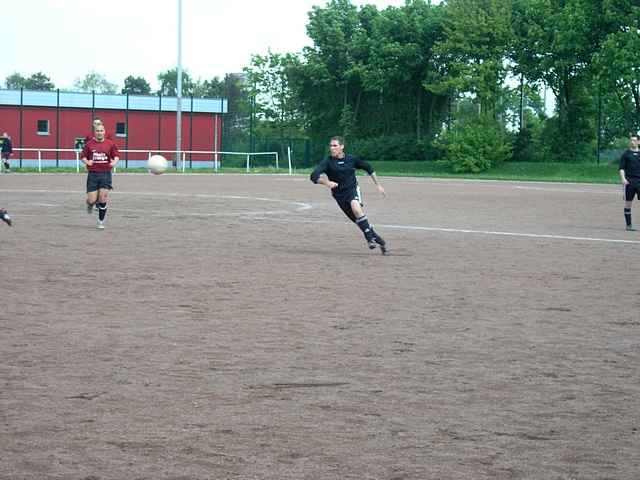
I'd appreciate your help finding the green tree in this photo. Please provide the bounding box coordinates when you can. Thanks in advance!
[593,0,640,136]
[192,76,226,98]
[74,71,118,93]
[430,0,513,116]
[362,1,448,139]
[121,75,151,95]
[298,0,365,140]
[511,0,606,161]
[245,51,302,137]
[5,72,55,90]
[157,68,195,96]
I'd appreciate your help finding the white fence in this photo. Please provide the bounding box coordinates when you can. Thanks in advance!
[7,148,291,174]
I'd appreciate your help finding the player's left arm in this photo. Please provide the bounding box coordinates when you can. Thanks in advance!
[356,157,386,197]
[369,172,386,197]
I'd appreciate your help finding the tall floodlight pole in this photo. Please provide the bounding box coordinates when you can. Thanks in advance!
[176,0,183,168]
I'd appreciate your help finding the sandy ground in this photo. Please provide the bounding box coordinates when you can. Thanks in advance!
[1,173,639,480]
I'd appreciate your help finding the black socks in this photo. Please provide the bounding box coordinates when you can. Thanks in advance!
[625,207,632,227]
[356,215,375,241]
[97,202,107,221]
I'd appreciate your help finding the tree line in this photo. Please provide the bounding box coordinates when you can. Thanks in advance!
[4,69,229,98]
[243,0,640,169]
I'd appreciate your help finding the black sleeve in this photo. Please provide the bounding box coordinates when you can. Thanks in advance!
[310,158,329,183]
[619,152,627,171]
[354,156,374,175]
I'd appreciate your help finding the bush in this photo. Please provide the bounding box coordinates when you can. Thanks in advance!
[435,117,512,173]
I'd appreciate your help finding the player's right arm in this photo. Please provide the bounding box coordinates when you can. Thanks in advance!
[310,159,337,189]
[81,144,93,167]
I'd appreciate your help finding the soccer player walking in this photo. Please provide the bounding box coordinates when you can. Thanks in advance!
[619,133,640,231]
[81,124,119,229]
[310,136,388,254]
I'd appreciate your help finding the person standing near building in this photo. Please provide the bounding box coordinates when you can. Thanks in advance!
[1,132,13,172]
[310,136,389,254]
[619,133,640,231]
[81,123,119,229]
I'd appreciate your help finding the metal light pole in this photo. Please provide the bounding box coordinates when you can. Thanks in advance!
[176,0,183,168]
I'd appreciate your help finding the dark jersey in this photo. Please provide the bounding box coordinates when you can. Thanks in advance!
[310,154,374,200]
[619,149,640,182]
[82,138,119,173]
[1,137,12,154]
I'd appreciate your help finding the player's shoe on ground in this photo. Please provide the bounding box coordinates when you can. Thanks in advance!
[0,209,12,226]
[87,203,94,214]
[374,234,388,255]
[367,239,377,249]
[96,220,105,229]
[626,225,636,231]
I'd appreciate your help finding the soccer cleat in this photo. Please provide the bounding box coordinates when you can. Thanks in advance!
[87,203,94,214]
[374,234,388,255]
[0,209,12,226]
[96,220,105,229]
[367,239,377,250]
[626,225,636,231]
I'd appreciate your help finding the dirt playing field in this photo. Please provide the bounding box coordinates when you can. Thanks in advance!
[1,173,639,480]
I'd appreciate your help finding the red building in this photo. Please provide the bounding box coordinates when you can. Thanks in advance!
[0,89,226,165]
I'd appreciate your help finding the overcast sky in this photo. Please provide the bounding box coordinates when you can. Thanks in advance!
[4,0,429,91]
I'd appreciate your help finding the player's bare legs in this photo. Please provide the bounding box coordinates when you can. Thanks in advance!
[86,190,98,214]
[350,199,365,218]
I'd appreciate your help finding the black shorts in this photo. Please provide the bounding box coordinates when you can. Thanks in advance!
[334,186,363,223]
[624,182,640,201]
[87,171,113,193]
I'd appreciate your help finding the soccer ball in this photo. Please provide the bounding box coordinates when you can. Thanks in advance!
[148,154,168,175]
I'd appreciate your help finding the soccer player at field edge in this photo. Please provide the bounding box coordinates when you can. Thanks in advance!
[1,132,13,172]
[619,133,640,231]
[310,136,388,254]
[81,123,119,229]
[0,208,11,226]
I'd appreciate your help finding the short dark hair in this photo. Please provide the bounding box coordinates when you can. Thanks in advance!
[330,136,344,146]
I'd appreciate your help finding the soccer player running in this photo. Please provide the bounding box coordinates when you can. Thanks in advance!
[310,136,388,254]
[619,133,640,231]
[81,123,119,229]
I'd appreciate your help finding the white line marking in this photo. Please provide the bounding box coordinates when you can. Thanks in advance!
[514,185,616,194]
[379,224,640,244]
[0,188,313,212]
[265,217,640,245]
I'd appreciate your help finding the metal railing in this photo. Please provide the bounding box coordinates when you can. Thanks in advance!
[8,148,289,174]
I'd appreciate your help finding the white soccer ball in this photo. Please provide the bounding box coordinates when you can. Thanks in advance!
[148,154,168,175]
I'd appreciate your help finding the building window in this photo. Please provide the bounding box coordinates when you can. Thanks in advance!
[37,119,49,135]
[116,122,127,137]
